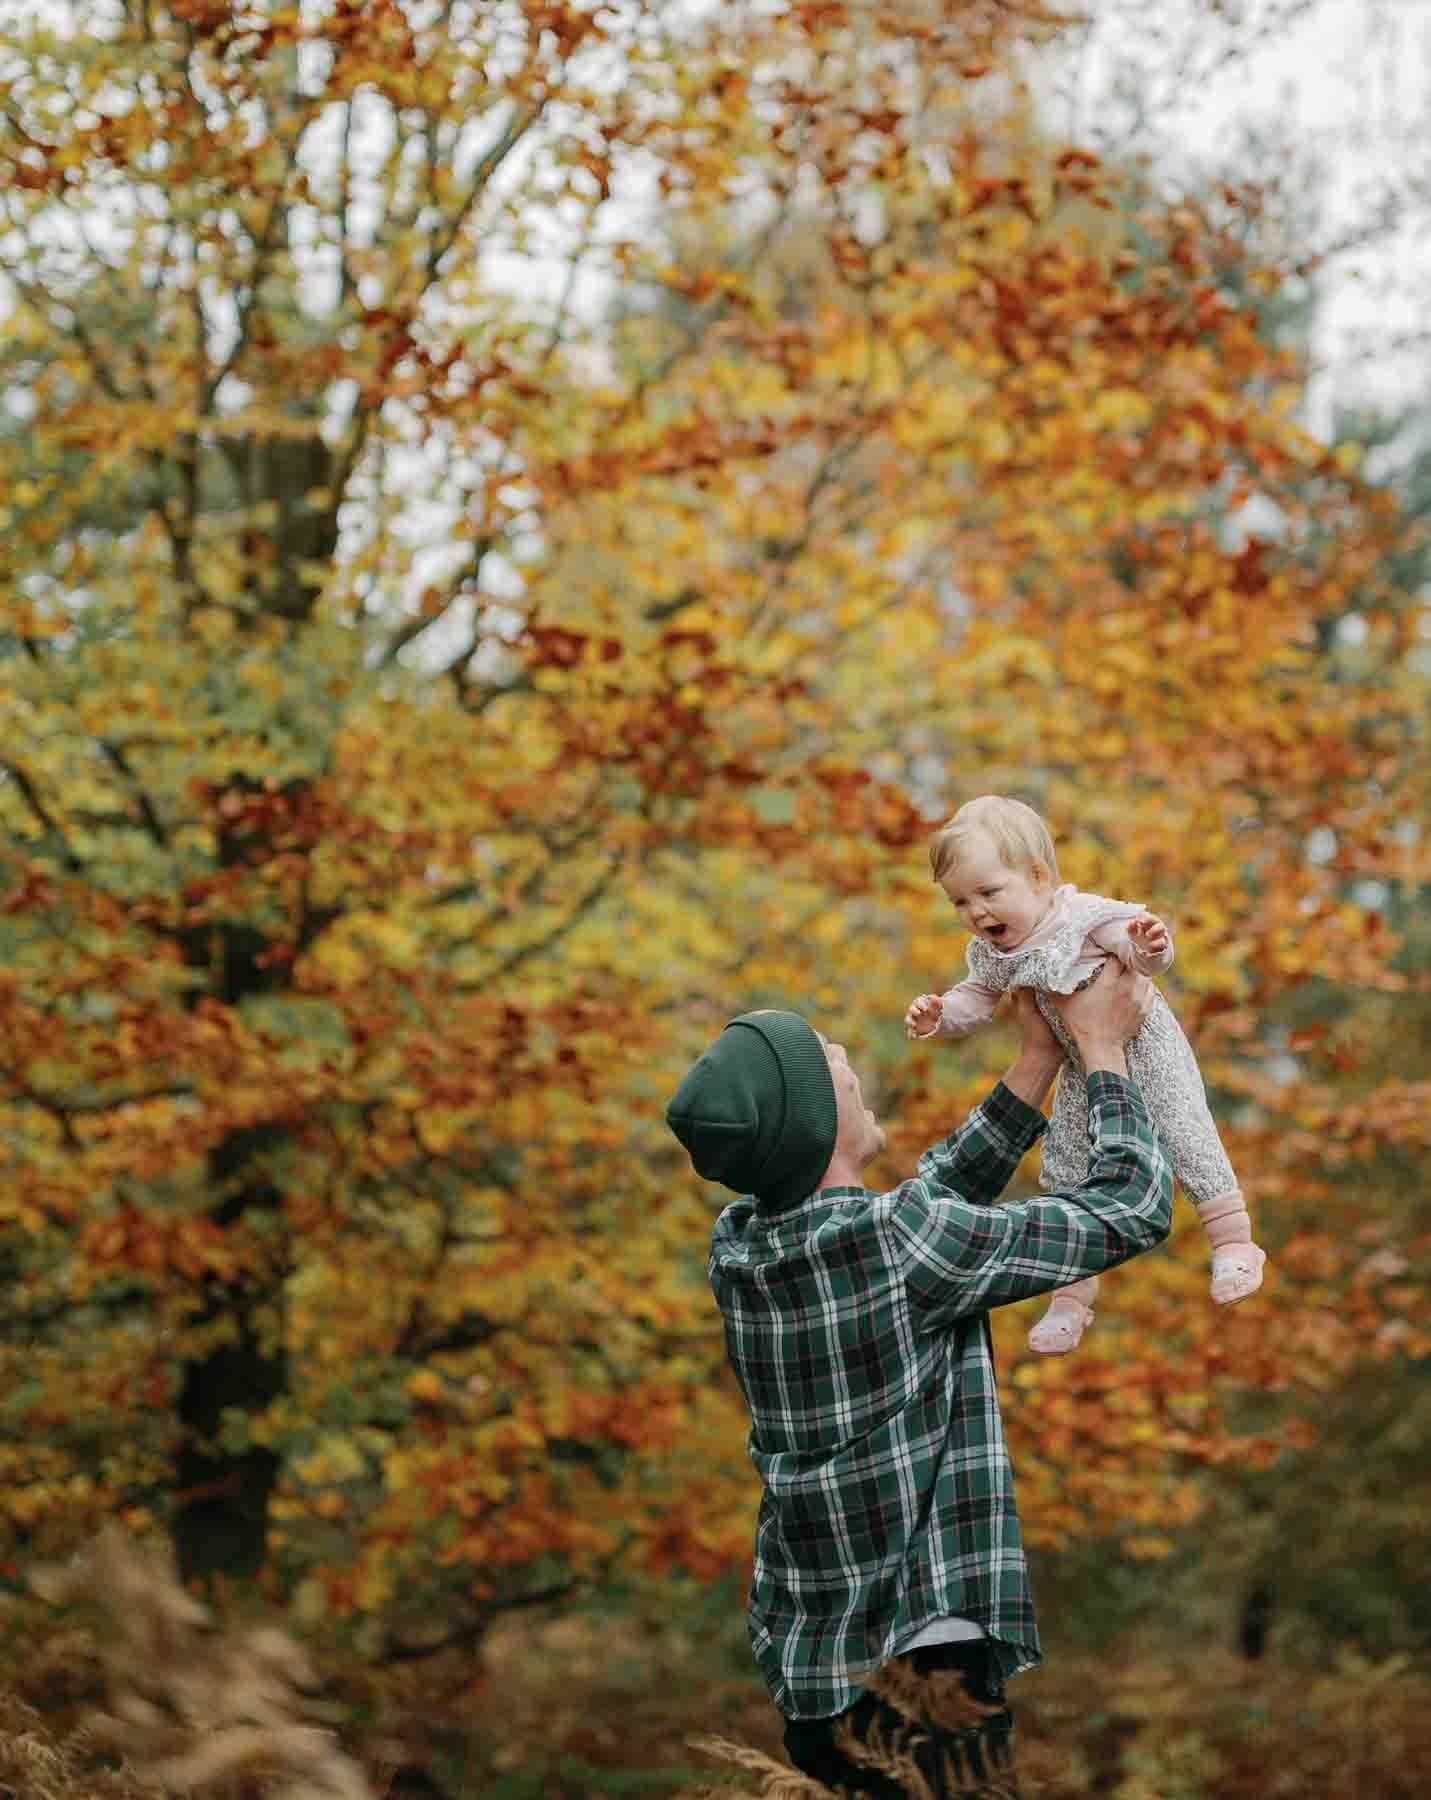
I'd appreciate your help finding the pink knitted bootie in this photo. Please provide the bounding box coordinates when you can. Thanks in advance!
[1027,1276,1099,1355]
[1197,1190,1266,1305]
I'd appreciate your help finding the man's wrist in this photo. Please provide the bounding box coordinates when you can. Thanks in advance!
[1076,1037,1129,1077]
[1003,1045,1064,1109]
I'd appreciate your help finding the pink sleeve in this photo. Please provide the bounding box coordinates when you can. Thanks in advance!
[1088,917,1174,975]
[924,980,1002,1038]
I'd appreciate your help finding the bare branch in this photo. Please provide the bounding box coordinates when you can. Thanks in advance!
[336,98,356,314]
[7,1078,195,1120]
[395,1307,501,1361]
[0,760,84,872]
[6,266,127,404]
[378,536,494,668]
[601,192,794,442]
[199,186,293,411]
[97,739,170,849]
[380,1583,576,1665]
[469,861,621,986]
[641,586,700,623]
[194,68,324,413]
[539,206,599,368]
[326,401,376,520]
[455,817,604,951]
[423,103,544,286]
[3,1068,192,1155]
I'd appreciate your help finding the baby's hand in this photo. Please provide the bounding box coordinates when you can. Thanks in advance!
[905,993,944,1039]
[1128,914,1170,958]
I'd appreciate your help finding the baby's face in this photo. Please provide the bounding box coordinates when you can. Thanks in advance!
[939,835,1053,951]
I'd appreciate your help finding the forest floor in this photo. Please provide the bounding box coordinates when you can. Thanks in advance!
[4,1577,1427,1799]
[448,1607,1431,1799]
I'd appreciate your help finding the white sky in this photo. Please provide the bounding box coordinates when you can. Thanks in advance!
[8,0,1429,658]
[8,0,1426,431]
[1033,0,1431,433]
[422,0,1431,662]
[476,0,1431,438]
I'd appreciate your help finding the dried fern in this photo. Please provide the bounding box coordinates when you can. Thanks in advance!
[0,1692,148,1800]
[867,1661,1000,1735]
[837,1711,939,1799]
[29,1524,374,1799]
[680,1660,1023,1799]
[682,1733,836,1797]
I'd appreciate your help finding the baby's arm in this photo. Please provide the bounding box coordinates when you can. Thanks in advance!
[1089,913,1174,976]
[906,979,1002,1040]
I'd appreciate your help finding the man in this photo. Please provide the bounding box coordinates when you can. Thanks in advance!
[665,967,1171,1796]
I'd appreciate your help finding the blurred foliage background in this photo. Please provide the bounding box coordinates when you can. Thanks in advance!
[0,1,1426,1794]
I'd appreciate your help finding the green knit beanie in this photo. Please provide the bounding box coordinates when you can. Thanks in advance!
[665,1010,838,1210]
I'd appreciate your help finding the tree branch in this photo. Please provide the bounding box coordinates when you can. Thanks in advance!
[395,1308,501,1362]
[379,1583,576,1665]
[336,97,356,314]
[6,1076,195,1122]
[98,739,170,849]
[378,536,494,668]
[0,760,84,872]
[457,819,602,949]
[468,861,620,986]
[0,1277,155,1337]
[5,266,127,405]
[423,103,544,287]
[197,94,319,412]
[325,401,376,524]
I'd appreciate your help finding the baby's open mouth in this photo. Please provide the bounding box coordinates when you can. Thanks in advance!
[984,924,1009,940]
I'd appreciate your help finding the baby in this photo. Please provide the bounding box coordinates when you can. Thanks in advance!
[905,795,1266,1354]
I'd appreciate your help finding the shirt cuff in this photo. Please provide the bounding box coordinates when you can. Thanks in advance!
[985,1081,1050,1150]
[1085,1070,1140,1105]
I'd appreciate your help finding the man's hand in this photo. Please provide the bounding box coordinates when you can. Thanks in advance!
[1127,913,1170,959]
[905,993,944,1039]
[1050,964,1154,1076]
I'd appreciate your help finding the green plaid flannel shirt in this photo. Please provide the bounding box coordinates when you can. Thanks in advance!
[709,1071,1171,1720]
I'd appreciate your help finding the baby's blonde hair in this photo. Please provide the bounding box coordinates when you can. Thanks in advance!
[929,795,1059,886]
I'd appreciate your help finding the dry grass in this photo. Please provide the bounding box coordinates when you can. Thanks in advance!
[27,1524,374,1799]
[0,1690,153,1800]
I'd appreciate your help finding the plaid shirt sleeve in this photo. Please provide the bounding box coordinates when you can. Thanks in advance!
[914,1079,1048,1206]
[893,1072,1172,1328]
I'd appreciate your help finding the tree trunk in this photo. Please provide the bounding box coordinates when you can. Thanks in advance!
[171,777,309,1583]
[173,1124,287,1583]
[1239,1580,1275,1661]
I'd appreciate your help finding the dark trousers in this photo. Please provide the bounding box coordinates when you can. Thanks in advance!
[782,1640,1018,1798]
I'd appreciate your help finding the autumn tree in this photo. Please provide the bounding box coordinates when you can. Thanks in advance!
[0,0,1424,1671]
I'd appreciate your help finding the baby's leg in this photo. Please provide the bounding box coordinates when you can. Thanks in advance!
[1028,1050,1099,1355]
[1126,999,1266,1305]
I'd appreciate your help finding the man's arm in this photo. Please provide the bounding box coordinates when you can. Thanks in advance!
[892,965,1170,1324]
[893,1074,1172,1327]
[905,967,1152,1211]
[913,1083,1048,1210]
[911,992,1062,1207]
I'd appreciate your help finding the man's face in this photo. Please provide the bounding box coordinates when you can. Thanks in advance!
[818,1034,886,1168]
